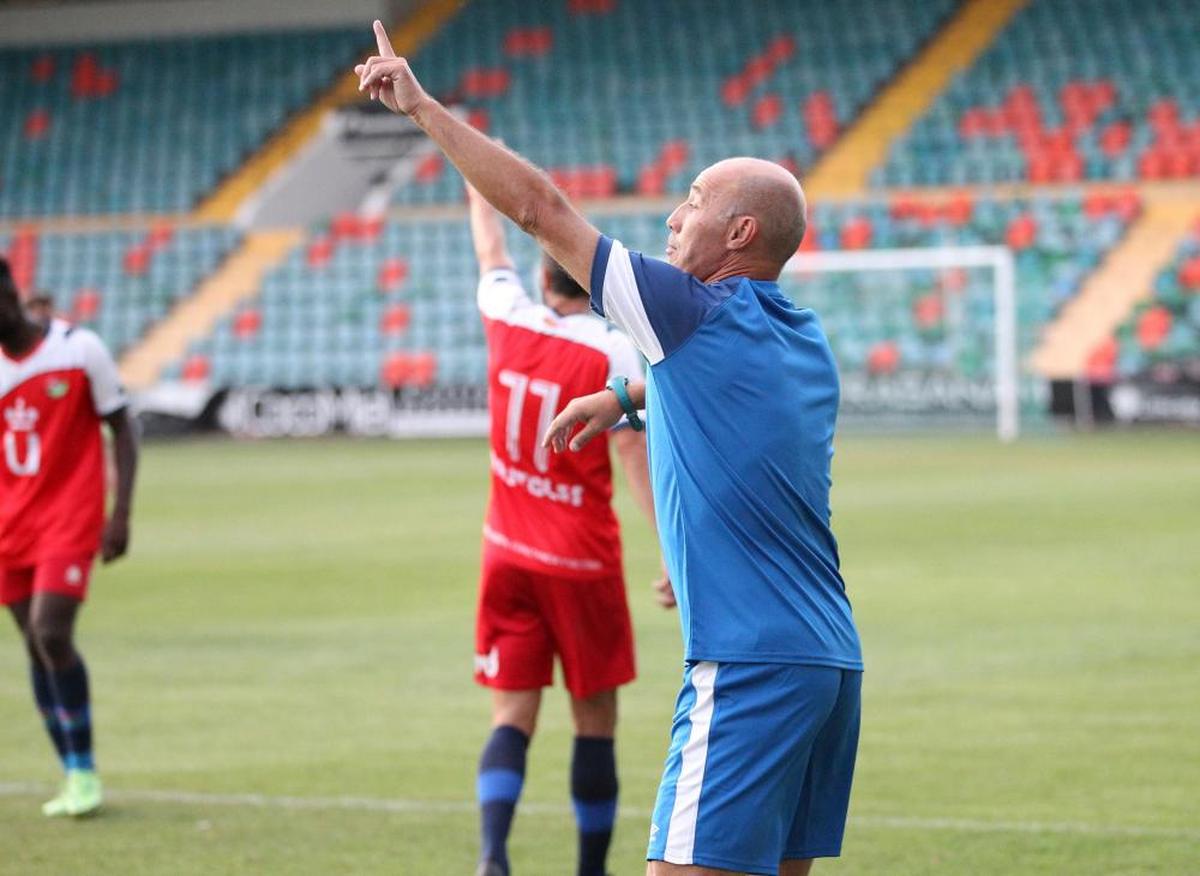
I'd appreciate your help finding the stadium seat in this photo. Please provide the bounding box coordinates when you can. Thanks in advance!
[160,193,1133,397]
[1110,219,1200,379]
[390,0,958,205]
[1,225,240,355]
[0,29,366,216]
[876,0,1200,185]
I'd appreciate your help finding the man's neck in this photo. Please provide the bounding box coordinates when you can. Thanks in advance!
[704,253,781,285]
[1,319,48,359]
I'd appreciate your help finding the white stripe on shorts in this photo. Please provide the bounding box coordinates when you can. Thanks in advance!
[664,660,718,863]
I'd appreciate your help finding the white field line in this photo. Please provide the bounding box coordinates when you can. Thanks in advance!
[1,783,1197,842]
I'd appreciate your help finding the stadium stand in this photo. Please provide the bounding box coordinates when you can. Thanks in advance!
[390,0,959,204]
[875,0,1200,186]
[1100,214,1200,381]
[0,29,365,216]
[160,192,1135,392]
[0,224,240,355]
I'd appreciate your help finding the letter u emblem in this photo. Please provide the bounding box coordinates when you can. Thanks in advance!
[3,431,41,477]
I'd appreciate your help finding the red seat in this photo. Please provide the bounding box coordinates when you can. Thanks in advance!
[378,257,409,292]
[1085,337,1117,383]
[1005,214,1037,250]
[24,109,50,139]
[839,217,872,250]
[414,153,443,184]
[1136,306,1172,350]
[182,354,210,382]
[504,27,553,57]
[913,293,944,329]
[73,289,101,322]
[306,237,334,267]
[752,93,782,129]
[30,54,55,84]
[233,309,262,339]
[381,304,411,336]
[867,341,900,376]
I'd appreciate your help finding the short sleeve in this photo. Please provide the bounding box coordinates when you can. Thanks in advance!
[589,235,732,364]
[477,267,532,320]
[78,329,128,416]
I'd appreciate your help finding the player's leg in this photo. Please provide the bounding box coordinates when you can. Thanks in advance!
[474,552,555,875]
[4,570,71,767]
[569,689,618,876]
[779,861,813,876]
[28,562,102,817]
[543,574,635,876]
[477,689,541,876]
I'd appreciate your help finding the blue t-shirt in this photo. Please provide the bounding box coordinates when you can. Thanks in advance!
[591,235,862,669]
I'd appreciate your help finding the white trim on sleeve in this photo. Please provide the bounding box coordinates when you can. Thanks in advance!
[600,240,665,364]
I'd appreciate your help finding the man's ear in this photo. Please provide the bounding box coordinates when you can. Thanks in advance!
[726,214,757,251]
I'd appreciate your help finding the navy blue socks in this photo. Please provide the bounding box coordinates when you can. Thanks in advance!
[477,725,529,874]
[30,662,67,764]
[48,658,93,771]
[571,736,618,876]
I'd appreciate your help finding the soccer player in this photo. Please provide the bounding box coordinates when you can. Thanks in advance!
[357,25,861,875]
[465,182,663,876]
[0,256,139,817]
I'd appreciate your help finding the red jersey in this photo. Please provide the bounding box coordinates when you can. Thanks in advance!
[478,268,642,579]
[0,320,127,565]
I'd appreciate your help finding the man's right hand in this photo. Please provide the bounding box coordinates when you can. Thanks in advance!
[355,20,429,116]
[542,389,625,453]
[652,563,676,610]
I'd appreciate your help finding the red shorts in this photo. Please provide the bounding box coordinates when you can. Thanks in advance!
[475,548,636,699]
[0,555,95,606]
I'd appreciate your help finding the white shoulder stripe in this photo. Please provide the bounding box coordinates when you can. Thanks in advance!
[664,661,718,864]
[602,240,665,364]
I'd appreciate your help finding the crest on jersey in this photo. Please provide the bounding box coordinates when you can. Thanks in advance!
[46,378,69,399]
[4,398,39,432]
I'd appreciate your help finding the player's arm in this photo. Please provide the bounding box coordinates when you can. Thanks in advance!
[611,427,675,609]
[467,183,514,275]
[356,22,600,288]
[101,407,138,563]
[542,380,646,453]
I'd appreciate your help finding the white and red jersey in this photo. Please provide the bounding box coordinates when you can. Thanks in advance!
[0,320,127,566]
[479,268,642,579]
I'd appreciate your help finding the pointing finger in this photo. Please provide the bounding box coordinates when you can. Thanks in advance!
[374,19,396,57]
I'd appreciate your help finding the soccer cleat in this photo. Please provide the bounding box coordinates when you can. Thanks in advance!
[474,861,506,876]
[40,781,70,817]
[42,769,102,817]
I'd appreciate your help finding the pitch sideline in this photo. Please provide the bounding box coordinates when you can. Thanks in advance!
[0,782,1196,842]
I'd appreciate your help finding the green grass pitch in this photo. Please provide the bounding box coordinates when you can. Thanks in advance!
[1,432,1197,874]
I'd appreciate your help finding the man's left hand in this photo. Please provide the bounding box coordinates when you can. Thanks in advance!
[101,514,130,563]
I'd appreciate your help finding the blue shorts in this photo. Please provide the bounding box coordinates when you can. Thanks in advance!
[647,661,861,875]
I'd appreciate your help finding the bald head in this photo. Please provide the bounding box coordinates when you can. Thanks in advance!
[704,157,808,268]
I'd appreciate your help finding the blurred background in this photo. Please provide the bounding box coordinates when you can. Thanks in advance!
[0,1,1197,873]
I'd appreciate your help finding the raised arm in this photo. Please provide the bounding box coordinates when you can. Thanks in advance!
[357,22,599,287]
[466,183,514,275]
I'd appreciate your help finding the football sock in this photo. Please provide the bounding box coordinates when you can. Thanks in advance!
[477,724,529,874]
[30,662,67,765]
[571,736,618,876]
[48,658,93,771]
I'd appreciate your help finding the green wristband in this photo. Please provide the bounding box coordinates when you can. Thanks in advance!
[607,376,644,432]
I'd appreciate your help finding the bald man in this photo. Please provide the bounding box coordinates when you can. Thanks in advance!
[357,24,861,876]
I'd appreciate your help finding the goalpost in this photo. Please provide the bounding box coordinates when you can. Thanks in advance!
[784,246,1019,442]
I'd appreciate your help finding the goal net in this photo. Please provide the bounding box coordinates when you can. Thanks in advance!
[781,246,1020,442]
